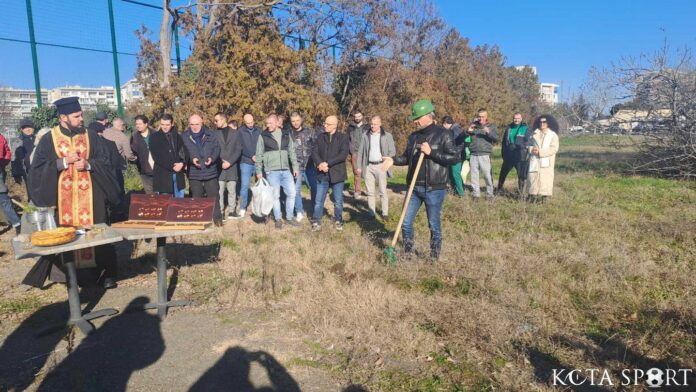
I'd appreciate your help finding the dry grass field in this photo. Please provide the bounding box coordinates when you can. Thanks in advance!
[0,135,694,391]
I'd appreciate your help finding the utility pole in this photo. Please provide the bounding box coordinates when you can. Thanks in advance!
[25,0,42,108]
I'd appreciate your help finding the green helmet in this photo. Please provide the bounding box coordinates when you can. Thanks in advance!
[410,99,434,120]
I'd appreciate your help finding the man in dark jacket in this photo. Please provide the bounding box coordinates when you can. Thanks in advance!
[347,111,369,198]
[466,109,499,200]
[311,115,350,232]
[13,118,35,200]
[213,112,242,219]
[393,100,459,261]
[238,113,261,218]
[290,111,316,221]
[131,114,156,194]
[182,114,223,226]
[90,122,127,223]
[150,114,187,197]
[498,112,530,194]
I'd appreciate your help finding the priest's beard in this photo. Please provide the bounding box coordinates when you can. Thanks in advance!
[62,120,84,133]
[67,124,85,133]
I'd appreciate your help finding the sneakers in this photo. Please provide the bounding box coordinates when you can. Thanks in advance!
[334,221,344,231]
[311,222,321,232]
[296,212,304,222]
[287,219,301,227]
[239,209,246,218]
[275,220,283,229]
[229,212,241,219]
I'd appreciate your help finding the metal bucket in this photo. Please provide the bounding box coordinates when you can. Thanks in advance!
[23,206,57,233]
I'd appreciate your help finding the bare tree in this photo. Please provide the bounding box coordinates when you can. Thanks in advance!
[585,43,696,178]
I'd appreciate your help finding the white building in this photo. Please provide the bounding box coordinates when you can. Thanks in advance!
[0,87,49,129]
[514,65,537,76]
[540,83,559,106]
[121,79,143,104]
[48,85,116,109]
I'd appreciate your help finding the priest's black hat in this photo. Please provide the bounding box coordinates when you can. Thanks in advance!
[54,97,82,115]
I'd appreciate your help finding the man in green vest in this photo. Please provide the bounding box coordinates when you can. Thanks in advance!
[497,112,530,194]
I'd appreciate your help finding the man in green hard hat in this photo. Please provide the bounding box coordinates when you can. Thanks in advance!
[392,99,459,261]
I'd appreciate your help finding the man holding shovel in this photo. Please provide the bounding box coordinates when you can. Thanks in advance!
[390,99,459,262]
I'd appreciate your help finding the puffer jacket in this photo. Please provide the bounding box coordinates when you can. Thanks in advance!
[393,123,459,190]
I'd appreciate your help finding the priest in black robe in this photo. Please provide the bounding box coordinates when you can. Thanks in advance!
[26,97,121,289]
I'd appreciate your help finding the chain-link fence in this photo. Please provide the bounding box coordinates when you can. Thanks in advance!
[0,0,188,128]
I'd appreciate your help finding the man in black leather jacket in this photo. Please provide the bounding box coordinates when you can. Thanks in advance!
[393,99,459,261]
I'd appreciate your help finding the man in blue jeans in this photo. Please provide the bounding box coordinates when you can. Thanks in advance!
[289,112,316,221]
[255,114,299,229]
[239,113,261,218]
[393,99,459,261]
[310,115,350,232]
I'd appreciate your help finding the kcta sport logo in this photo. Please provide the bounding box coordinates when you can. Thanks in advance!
[551,368,694,388]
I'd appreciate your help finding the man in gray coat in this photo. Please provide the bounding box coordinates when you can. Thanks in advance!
[356,116,396,220]
[213,113,242,219]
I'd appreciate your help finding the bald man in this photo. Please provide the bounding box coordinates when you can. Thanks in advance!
[310,115,350,232]
[182,114,223,226]
[238,113,261,217]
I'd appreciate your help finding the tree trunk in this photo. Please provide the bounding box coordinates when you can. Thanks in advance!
[159,0,172,88]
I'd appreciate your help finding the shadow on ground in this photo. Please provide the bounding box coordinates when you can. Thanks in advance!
[518,310,696,391]
[0,288,110,391]
[189,346,300,392]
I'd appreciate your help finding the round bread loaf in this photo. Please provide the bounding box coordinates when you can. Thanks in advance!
[31,227,77,247]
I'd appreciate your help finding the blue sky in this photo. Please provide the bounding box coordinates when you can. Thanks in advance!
[436,0,696,100]
[1,0,695,102]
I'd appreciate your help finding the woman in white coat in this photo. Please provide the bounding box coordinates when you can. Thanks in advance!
[527,116,559,201]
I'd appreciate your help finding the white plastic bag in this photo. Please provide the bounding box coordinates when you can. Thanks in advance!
[251,178,274,217]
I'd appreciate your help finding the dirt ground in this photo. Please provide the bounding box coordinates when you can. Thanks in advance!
[0,213,349,391]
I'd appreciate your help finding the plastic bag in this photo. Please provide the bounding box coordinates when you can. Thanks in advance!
[251,177,274,217]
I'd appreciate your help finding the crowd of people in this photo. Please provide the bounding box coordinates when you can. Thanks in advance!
[0,97,560,266]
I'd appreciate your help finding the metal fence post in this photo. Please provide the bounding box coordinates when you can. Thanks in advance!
[25,0,42,108]
[173,10,181,76]
[107,0,124,117]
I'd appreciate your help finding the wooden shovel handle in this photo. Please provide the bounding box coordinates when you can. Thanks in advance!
[390,152,425,248]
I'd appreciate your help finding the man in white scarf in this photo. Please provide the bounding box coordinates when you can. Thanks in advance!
[527,116,559,201]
